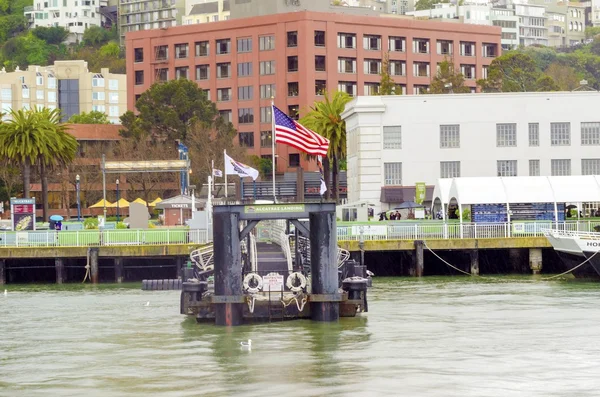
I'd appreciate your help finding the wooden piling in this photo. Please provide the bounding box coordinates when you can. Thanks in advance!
[0,259,5,285]
[55,258,65,284]
[90,248,99,284]
[414,240,424,277]
[470,249,480,276]
[115,258,124,283]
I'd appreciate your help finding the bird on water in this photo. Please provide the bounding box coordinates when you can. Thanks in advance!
[240,339,252,350]
[145,301,150,306]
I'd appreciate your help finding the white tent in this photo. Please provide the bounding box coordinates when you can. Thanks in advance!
[431,179,453,220]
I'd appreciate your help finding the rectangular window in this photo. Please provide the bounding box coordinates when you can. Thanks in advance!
[109,106,119,117]
[109,80,118,90]
[109,93,118,104]
[238,108,254,124]
[440,161,461,178]
[582,159,600,175]
[581,122,600,145]
[22,86,29,99]
[497,160,517,177]
[528,123,539,146]
[92,105,105,112]
[289,153,300,167]
[134,48,144,62]
[338,81,356,96]
[175,67,189,79]
[259,35,275,51]
[338,33,356,49]
[239,132,254,147]
[92,91,105,100]
[237,62,252,77]
[338,57,356,73]
[287,31,298,47]
[260,131,272,147]
[195,65,209,80]
[288,105,299,120]
[1,88,12,101]
[36,90,44,100]
[389,36,405,52]
[363,34,381,50]
[36,75,44,86]
[287,56,298,72]
[175,43,188,59]
[440,125,460,148]
[135,70,144,85]
[288,82,299,97]
[315,56,326,72]
[413,38,429,54]
[216,63,231,78]
[437,40,453,55]
[551,159,571,176]
[551,122,570,146]
[529,159,540,176]
[383,126,402,149]
[195,41,209,57]
[316,80,326,95]
[92,76,104,87]
[460,41,475,56]
[156,68,168,81]
[217,88,231,102]
[314,31,325,46]
[496,123,516,147]
[260,106,272,123]
[364,59,381,75]
[260,61,275,75]
[260,84,275,99]
[364,83,379,96]
[390,60,406,76]
[384,162,402,185]
[219,110,232,123]
[216,39,230,54]
[47,91,56,103]
[237,37,252,53]
[155,45,168,60]
[238,85,253,101]
[47,77,56,89]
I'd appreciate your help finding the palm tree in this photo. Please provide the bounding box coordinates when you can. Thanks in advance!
[300,91,352,203]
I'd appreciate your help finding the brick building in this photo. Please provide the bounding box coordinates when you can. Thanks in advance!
[126,11,501,172]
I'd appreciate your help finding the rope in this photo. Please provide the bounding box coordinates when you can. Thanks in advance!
[281,294,307,312]
[542,249,600,280]
[82,248,91,283]
[423,241,478,277]
[247,295,256,314]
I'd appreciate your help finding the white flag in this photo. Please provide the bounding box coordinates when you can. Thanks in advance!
[224,153,259,181]
[212,169,223,177]
[317,155,327,196]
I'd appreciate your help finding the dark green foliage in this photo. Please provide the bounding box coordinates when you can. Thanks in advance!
[68,111,111,124]
[31,26,69,45]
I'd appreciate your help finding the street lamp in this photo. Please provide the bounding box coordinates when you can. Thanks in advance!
[76,174,81,221]
[116,178,120,222]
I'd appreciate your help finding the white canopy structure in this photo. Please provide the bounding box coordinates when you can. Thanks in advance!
[432,176,600,223]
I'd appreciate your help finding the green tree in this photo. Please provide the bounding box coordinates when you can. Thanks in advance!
[428,59,471,94]
[68,111,111,124]
[585,26,600,39]
[378,52,400,95]
[415,0,435,10]
[31,26,69,45]
[99,42,120,57]
[250,155,273,178]
[300,91,352,203]
[477,52,559,92]
[82,25,109,46]
[545,63,581,91]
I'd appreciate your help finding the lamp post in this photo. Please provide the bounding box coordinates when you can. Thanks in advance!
[116,178,120,222]
[76,174,81,221]
[177,141,189,195]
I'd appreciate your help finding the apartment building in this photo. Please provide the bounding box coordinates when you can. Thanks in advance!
[119,0,186,43]
[0,60,127,123]
[182,0,230,25]
[126,11,500,172]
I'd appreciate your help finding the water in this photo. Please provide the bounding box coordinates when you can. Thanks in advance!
[2,278,600,396]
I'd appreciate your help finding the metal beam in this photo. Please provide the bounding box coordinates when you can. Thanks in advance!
[214,203,336,221]
[290,219,310,237]
[239,220,259,241]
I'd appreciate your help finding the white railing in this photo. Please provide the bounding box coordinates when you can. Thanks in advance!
[272,220,293,272]
[543,228,600,240]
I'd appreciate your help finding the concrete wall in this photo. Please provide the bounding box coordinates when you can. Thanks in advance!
[229,0,381,19]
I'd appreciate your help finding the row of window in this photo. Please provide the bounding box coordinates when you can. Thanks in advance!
[134,35,497,63]
[381,122,600,149]
[383,159,599,185]
[218,105,297,125]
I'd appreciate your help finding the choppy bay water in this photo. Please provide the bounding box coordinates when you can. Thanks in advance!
[1,277,600,397]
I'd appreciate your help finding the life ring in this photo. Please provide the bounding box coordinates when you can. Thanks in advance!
[286,272,307,293]
[243,273,263,294]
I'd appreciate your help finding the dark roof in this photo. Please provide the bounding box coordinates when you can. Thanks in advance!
[189,2,218,15]
[380,186,434,203]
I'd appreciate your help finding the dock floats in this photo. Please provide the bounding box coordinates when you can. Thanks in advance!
[180,203,370,325]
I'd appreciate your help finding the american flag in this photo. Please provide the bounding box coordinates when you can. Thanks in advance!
[272,105,329,156]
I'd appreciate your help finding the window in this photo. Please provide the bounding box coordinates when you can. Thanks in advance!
[259,35,275,50]
[384,162,402,185]
[551,122,570,146]
[47,91,56,103]
[497,160,517,177]
[582,159,600,175]
[581,122,600,145]
[390,61,405,76]
[36,73,43,86]
[364,83,379,96]
[260,84,275,99]
[288,82,299,97]
[287,31,298,47]
[109,106,119,117]
[135,70,144,85]
[92,105,105,112]
[363,35,381,50]
[175,43,188,59]
[216,39,230,54]
[413,38,429,54]
[239,132,254,147]
[109,80,118,90]
[238,62,252,77]
[383,126,401,149]
[338,57,356,73]
[260,131,272,148]
[288,105,299,120]
[496,123,516,147]
[155,45,168,60]
[22,85,29,99]
[529,123,539,146]
[460,64,475,79]
[260,61,275,75]
[219,109,232,123]
[196,65,209,80]
[437,40,453,55]
[47,77,56,89]
[413,62,429,77]
[134,48,144,62]
[529,160,540,176]
[238,108,254,124]
[216,63,231,78]
[338,81,356,96]
[440,161,461,178]
[195,41,209,56]
[289,153,300,167]
[315,56,326,72]
[440,125,460,148]
[92,74,104,87]
[260,106,272,123]
[109,93,118,103]
[483,43,497,57]
[460,41,475,56]
[316,80,326,95]
[389,36,405,52]
[338,33,356,49]
[364,59,381,75]
[36,90,44,100]
[92,91,105,100]
[217,88,231,102]
[237,37,252,53]
[551,159,571,176]
[315,31,325,46]
[288,56,298,72]
[238,85,253,101]
[175,67,189,79]
[156,68,168,81]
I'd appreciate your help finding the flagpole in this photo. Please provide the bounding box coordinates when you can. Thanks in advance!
[271,97,276,203]
[224,149,228,199]
[211,159,215,194]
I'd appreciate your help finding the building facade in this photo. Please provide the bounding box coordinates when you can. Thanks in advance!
[342,93,600,211]
[0,60,127,123]
[182,0,230,25]
[119,0,186,43]
[126,11,500,172]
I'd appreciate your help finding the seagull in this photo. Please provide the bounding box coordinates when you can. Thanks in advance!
[145,301,150,306]
[240,339,252,350]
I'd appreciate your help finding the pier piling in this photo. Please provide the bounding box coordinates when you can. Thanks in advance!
[0,259,5,285]
[115,258,124,283]
[55,258,65,284]
[309,210,339,322]
[414,240,424,277]
[470,250,480,276]
[529,248,543,275]
[90,248,99,284]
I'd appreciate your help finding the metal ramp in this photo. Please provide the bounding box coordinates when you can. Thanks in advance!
[256,242,289,274]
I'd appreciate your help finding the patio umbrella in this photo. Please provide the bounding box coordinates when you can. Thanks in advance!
[133,198,148,206]
[148,198,162,207]
[395,201,425,210]
[49,215,64,221]
[109,198,130,208]
[89,199,113,208]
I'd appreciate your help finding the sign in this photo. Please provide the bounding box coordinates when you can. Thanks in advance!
[351,225,388,238]
[415,182,426,205]
[10,198,35,231]
[245,204,305,214]
[262,272,284,292]
[171,204,190,209]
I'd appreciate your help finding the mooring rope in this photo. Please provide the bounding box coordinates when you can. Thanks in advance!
[247,295,256,314]
[281,294,307,312]
[542,249,600,280]
[423,241,478,277]
[82,248,91,283]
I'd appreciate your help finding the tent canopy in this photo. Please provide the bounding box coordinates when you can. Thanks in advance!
[132,198,147,206]
[148,197,162,207]
[109,198,130,208]
[89,199,112,208]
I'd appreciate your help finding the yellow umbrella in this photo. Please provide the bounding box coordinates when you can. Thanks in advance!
[109,198,130,208]
[148,198,162,207]
[133,198,147,206]
[89,199,113,208]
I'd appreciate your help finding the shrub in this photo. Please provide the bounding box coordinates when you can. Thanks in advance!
[84,217,98,230]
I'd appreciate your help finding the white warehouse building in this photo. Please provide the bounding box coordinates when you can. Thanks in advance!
[342,92,600,213]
